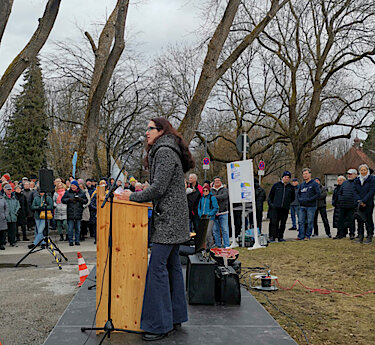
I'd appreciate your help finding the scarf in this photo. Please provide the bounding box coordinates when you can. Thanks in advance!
[359,172,369,186]
[56,189,65,204]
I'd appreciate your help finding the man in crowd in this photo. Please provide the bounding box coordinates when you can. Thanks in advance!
[289,178,299,230]
[313,177,331,238]
[188,173,203,195]
[86,179,96,196]
[297,168,320,240]
[211,176,230,248]
[267,171,295,242]
[129,177,137,192]
[336,169,359,240]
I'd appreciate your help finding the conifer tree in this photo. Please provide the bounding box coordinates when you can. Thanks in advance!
[0,57,49,179]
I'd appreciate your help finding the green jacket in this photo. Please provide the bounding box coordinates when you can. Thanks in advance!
[4,194,20,223]
[31,194,53,220]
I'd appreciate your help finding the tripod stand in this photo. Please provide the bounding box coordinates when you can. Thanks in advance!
[81,146,142,342]
[16,193,68,269]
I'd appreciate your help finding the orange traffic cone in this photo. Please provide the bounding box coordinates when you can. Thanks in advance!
[77,252,90,287]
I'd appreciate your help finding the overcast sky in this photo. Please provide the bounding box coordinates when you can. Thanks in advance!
[0,0,202,76]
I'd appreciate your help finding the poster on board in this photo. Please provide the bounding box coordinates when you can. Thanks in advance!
[227,159,253,203]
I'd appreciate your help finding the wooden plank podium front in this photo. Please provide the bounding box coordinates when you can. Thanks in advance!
[96,186,150,332]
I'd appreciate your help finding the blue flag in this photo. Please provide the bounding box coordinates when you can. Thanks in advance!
[72,151,78,178]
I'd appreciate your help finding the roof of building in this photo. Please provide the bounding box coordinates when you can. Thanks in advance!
[325,138,375,175]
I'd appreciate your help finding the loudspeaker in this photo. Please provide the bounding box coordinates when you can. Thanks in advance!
[186,254,216,305]
[39,169,54,193]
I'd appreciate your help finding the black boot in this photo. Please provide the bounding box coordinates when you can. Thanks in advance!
[60,234,64,241]
[364,237,372,244]
[65,234,69,241]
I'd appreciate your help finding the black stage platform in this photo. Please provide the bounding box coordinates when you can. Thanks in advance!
[44,267,297,345]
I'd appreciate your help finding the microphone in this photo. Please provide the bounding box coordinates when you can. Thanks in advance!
[124,136,145,152]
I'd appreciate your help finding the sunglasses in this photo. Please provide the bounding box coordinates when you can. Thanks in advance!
[203,189,209,192]
[146,126,159,132]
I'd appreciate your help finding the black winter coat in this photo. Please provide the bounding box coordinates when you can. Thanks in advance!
[255,183,266,214]
[268,181,295,209]
[15,192,29,226]
[332,184,342,228]
[354,175,375,207]
[338,179,359,209]
[23,189,34,217]
[187,187,201,219]
[316,185,328,208]
[61,188,88,220]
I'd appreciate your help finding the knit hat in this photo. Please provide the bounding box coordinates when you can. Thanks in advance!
[2,173,10,181]
[314,177,321,182]
[77,179,84,185]
[71,180,79,188]
[129,177,136,182]
[99,179,107,186]
[3,183,12,190]
[282,171,291,178]
[292,178,298,182]
[202,183,211,191]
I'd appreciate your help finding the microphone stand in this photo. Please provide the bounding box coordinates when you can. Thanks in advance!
[81,145,142,343]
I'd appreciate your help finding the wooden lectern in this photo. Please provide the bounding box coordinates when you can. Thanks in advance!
[96,186,150,332]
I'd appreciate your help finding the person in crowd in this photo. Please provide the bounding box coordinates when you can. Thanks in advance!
[65,180,70,189]
[88,186,99,245]
[20,177,28,189]
[188,173,203,195]
[3,184,20,246]
[211,176,230,248]
[332,175,346,235]
[14,185,29,241]
[117,117,194,341]
[29,188,53,249]
[0,192,8,250]
[22,181,35,232]
[313,178,332,238]
[108,177,115,190]
[86,179,96,196]
[267,171,295,242]
[186,179,201,233]
[289,178,299,230]
[78,181,91,241]
[129,177,137,192]
[198,183,219,248]
[1,173,15,192]
[135,182,143,192]
[53,182,68,241]
[92,179,97,188]
[335,169,359,240]
[354,164,375,244]
[297,168,320,240]
[62,180,88,246]
[249,178,266,233]
[124,181,131,190]
[116,179,123,189]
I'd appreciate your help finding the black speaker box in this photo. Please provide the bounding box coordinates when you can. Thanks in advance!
[186,254,216,305]
[39,169,54,193]
[215,266,241,305]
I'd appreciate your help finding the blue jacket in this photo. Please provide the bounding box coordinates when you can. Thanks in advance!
[354,175,375,207]
[338,179,359,209]
[268,181,295,209]
[198,193,219,220]
[297,179,320,207]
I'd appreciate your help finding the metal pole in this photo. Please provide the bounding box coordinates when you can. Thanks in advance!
[204,133,208,181]
[241,133,246,248]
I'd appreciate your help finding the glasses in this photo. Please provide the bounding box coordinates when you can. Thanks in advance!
[203,189,209,192]
[146,126,159,132]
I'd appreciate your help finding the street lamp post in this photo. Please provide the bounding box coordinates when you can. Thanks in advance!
[194,130,209,181]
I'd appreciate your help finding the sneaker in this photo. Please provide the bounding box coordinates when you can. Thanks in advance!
[349,235,355,240]
[268,237,275,243]
[75,242,80,246]
[41,244,46,249]
[0,245,5,250]
[289,227,297,230]
[296,238,304,241]
[327,234,332,238]
[69,243,74,246]
[142,332,168,341]
[333,236,342,240]
[278,239,286,242]
[364,237,372,244]
[28,244,35,249]
[355,237,363,244]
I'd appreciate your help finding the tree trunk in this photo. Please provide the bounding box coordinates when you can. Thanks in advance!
[0,0,14,44]
[77,0,129,180]
[0,0,61,110]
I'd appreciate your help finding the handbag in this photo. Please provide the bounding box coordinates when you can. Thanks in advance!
[40,210,53,220]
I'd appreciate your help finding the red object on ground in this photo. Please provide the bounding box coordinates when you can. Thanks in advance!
[77,252,90,287]
[210,248,239,258]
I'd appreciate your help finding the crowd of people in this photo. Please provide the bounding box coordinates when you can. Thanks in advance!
[0,173,152,251]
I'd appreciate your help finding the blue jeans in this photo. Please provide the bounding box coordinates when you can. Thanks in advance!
[141,244,188,334]
[290,205,300,228]
[213,213,230,247]
[33,218,46,245]
[298,206,316,239]
[67,220,81,243]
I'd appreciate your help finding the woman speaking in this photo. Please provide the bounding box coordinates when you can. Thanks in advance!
[118,117,194,341]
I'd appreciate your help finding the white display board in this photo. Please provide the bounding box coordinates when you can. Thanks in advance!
[226,160,253,203]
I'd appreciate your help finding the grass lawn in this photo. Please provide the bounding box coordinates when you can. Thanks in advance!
[237,238,375,345]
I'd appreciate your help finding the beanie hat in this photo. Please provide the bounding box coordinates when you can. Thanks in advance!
[3,183,12,190]
[129,177,136,182]
[77,178,84,185]
[2,173,10,181]
[71,180,79,188]
[202,183,211,191]
[282,171,292,178]
[314,177,321,182]
[292,178,298,182]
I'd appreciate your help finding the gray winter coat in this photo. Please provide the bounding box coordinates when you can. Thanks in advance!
[53,192,67,220]
[4,194,20,223]
[130,134,190,244]
[0,195,8,230]
[81,189,90,222]
[211,185,229,214]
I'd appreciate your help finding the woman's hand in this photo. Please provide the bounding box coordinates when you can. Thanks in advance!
[116,190,132,201]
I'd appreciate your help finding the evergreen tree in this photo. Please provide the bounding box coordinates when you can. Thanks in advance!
[0,57,49,179]
[363,122,375,162]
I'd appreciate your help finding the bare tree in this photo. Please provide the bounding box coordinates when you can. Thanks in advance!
[178,0,290,143]
[0,0,61,110]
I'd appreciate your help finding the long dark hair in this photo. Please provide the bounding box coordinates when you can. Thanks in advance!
[145,117,195,173]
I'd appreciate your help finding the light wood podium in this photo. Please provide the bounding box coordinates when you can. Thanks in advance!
[96,186,150,332]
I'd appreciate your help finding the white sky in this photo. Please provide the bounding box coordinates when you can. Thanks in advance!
[0,0,202,76]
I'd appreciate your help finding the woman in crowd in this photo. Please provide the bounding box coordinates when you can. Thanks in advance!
[118,117,194,341]
[78,181,91,241]
[355,164,375,244]
[197,183,219,248]
[332,175,345,235]
[3,184,20,247]
[29,188,53,249]
[53,182,68,241]
[14,185,29,241]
